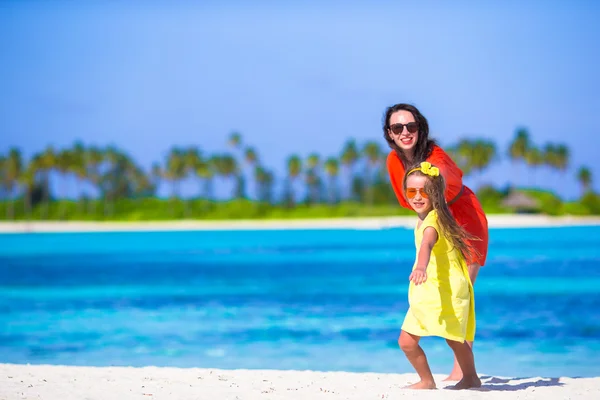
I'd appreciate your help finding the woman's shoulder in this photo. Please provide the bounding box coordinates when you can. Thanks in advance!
[428,144,450,161]
[386,150,404,169]
[428,145,461,171]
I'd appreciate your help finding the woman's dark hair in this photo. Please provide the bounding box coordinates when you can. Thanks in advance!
[382,103,437,167]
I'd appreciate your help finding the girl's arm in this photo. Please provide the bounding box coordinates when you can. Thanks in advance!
[410,226,438,285]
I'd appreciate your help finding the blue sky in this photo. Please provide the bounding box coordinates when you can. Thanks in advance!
[1,0,599,199]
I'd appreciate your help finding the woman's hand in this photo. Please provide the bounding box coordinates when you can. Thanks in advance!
[409,268,427,285]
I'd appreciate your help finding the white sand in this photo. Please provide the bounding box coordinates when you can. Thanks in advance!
[0,364,598,400]
[1,214,600,233]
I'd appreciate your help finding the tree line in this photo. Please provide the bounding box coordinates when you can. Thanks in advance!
[0,128,595,220]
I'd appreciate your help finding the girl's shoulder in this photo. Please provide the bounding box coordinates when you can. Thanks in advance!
[419,210,440,232]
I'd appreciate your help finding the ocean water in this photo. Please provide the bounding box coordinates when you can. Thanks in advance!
[1,225,600,378]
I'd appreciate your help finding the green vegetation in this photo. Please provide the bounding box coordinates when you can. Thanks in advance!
[0,128,597,221]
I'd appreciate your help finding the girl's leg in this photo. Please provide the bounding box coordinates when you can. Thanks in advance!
[398,330,436,389]
[445,339,481,390]
[445,262,481,381]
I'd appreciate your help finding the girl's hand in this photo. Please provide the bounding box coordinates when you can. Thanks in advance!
[409,268,427,285]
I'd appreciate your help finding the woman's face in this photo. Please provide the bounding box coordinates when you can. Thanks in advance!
[388,110,419,155]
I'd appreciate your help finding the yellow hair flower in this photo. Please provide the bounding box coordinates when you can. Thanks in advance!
[408,161,440,177]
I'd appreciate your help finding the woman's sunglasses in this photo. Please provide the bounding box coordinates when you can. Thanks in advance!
[389,122,418,135]
[406,187,429,199]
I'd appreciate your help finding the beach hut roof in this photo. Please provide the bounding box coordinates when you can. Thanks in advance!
[501,191,539,208]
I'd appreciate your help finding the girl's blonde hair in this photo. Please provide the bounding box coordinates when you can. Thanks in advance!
[403,163,481,261]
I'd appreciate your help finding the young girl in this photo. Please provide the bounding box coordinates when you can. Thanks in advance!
[398,161,481,390]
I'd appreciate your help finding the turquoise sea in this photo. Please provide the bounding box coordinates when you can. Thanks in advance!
[1,225,599,378]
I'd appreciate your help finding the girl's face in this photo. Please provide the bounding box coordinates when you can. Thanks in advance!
[405,174,433,217]
[388,110,419,155]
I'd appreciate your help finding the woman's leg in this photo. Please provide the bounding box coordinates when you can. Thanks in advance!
[444,262,481,381]
[398,330,436,389]
[445,339,481,389]
[468,263,481,285]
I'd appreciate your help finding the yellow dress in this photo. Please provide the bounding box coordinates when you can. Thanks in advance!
[401,209,476,342]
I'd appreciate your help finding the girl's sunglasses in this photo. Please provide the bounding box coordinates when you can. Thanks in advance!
[406,187,429,199]
[389,122,418,135]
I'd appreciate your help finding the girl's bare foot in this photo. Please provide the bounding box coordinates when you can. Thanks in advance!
[448,375,482,390]
[403,380,437,390]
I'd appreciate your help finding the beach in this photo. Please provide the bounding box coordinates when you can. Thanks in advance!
[2,219,599,400]
[1,214,600,233]
[1,364,599,400]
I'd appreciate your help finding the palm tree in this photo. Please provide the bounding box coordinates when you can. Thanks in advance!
[150,162,163,195]
[20,162,37,220]
[38,146,57,218]
[226,133,246,199]
[577,166,592,195]
[244,147,258,165]
[305,153,322,204]
[3,148,23,220]
[211,154,239,199]
[447,139,474,176]
[362,141,382,206]
[86,146,103,216]
[524,147,544,187]
[164,147,186,217]
[254,165,274,204]
[470,139,497,187]
[228,132,242,148]
[70,141,86,214]
[0,155,5,210]
[184,146,201,176]
[555,144,570,175]
[222,154,240,199]
[208,155,223,199]
[324,157,339,204]
[196,156,214,203]
[284,155,302,207]
[340,139,359,200]
[56,149,74,219]
[103,145,120,217]
[543,143,558,170]
[165,147,186,199]
[182,147,202,216]
[508,128,531,189]
[244,147,259,200]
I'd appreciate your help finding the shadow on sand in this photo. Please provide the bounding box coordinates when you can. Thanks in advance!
[471,376,564,392]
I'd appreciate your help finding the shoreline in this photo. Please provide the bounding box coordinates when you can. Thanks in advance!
[1,364,598,399]
[1,214,600,233]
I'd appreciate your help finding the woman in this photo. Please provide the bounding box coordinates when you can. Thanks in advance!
[383,103,489,381]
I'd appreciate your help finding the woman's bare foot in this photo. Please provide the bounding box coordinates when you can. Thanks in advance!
[443,370,462,382]
[403,380,437,390]
[448,375,482,390]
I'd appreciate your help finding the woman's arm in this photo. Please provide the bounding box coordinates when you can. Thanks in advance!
[409,226,438,285]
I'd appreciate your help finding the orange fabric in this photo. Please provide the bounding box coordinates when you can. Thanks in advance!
[387,146,489,266]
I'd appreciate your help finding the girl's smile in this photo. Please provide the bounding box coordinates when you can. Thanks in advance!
[405,175,432,218]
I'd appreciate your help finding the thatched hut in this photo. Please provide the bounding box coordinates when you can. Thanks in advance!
[501,191,539,213]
